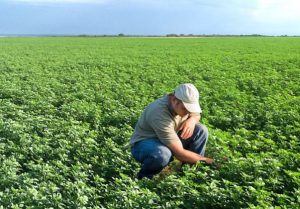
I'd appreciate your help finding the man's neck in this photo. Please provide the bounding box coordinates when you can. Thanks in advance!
[167,95,177,116]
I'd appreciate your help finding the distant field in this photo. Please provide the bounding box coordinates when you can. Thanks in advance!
[0,37,299,208]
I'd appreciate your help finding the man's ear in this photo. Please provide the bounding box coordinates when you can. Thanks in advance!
[170,95,177,103]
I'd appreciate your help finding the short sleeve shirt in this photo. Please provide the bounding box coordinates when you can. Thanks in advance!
[130,95,201,145]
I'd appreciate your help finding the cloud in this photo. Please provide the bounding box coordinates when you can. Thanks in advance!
[10,0,109,4]
[252,0,300,23]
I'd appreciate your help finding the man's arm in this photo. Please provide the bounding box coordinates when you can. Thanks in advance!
[167,140,214,164]
[178,114,201,139]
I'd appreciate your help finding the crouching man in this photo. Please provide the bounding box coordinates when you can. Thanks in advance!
[130,83,214,179]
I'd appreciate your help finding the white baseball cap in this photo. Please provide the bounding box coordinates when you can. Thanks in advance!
[174,83,202,113]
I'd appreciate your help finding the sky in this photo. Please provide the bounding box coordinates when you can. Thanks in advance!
[0,0,300,36]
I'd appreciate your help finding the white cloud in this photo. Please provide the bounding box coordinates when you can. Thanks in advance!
[11,0,109,4]
[252,0,300,23]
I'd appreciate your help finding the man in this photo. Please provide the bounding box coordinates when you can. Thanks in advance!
[130,83,214,179]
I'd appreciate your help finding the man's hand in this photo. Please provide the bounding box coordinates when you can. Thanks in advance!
[204,157,214,164]
[178,115,200,139]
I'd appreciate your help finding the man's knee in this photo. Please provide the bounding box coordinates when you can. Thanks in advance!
[152,146,172,167]
[195,124,209,139]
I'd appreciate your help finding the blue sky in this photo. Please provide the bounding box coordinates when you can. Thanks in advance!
[1,0,300,35]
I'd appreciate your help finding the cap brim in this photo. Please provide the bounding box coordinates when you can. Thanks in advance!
[182,102,201,113]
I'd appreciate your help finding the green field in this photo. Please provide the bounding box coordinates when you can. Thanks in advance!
[0,37,299,208]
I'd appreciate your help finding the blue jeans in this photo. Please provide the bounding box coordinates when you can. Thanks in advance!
[131,124,208,179]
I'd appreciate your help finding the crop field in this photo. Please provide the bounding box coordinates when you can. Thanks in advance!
[0,37,299,208]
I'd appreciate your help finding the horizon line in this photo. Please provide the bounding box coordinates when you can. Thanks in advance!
[1,33,299,37]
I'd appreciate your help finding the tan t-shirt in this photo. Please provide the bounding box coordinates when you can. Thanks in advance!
[130,95,201,146]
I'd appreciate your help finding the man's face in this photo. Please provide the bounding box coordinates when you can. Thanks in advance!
[172,97,190,117]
